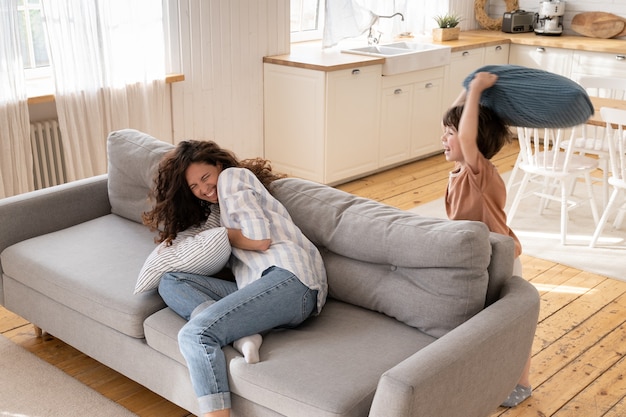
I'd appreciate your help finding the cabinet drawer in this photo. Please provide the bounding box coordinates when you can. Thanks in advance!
[327,65,382,83]
[509,44,573,76]
[382,66,445,88]
[572,50,626,79]
[451,47,485,63]
[484,43,509,65]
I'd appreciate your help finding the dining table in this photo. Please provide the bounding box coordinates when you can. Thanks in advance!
[588,96,626,127]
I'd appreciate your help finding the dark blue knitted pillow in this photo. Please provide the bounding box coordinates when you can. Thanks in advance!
[462,65,594,128]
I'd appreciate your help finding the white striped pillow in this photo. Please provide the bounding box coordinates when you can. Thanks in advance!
[134,227,232,294]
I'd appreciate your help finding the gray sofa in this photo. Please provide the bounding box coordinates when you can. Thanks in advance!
[0,129,540,417]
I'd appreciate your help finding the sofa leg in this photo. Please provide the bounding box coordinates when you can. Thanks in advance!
[33,325,43,337]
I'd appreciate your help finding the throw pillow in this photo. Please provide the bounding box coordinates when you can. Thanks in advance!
[462,64,594,128]
[107,129,174,224]
[135,226,231,294]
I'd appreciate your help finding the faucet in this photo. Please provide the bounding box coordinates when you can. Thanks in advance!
[379,13,405,21]
[367,13,405,45]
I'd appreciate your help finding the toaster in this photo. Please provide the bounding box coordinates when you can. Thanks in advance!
[502,10,536,33]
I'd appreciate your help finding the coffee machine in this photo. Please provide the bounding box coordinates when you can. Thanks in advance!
[534,0,566,35]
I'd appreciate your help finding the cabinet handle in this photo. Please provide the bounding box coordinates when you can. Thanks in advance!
[352,69,360,75]
[425,82,434,88]
[394,88,403,95]
[462,51,470,57]
[536,47,546,53]
[617,55,625,61]
[495,45,502,51]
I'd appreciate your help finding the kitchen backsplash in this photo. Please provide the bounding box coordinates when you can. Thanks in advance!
[490,0,626,36]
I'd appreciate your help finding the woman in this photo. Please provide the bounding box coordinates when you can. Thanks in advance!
[143,140,327,417]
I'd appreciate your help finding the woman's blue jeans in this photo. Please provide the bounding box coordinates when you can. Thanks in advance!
[158,266,317,414]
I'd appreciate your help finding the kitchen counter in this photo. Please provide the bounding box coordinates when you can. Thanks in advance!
[263,42,384,72]
[265,30,625,71]
[461,30,626,54]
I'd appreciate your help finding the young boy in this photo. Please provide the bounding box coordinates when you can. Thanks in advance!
[441,71,530,407]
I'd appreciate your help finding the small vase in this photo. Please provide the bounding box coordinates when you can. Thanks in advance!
[432,27,460,42]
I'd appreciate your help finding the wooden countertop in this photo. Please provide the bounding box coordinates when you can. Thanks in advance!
[462,30,626,54]
[263,42,385,72]
[265,30,626,71]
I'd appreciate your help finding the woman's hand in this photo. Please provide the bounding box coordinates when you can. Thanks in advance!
[227,228,271,251]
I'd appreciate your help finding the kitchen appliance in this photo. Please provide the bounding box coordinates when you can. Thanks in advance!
[502,10,536,33]
[534,0,566,35]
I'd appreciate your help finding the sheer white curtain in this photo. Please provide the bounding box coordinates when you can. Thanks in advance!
[42,0,169,181]
[323,0,377,47]
[0,0,34,198]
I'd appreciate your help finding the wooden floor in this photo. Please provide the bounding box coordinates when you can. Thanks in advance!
[2,141,626,417]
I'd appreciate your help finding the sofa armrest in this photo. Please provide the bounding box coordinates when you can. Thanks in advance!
[369,275,540,417]
[0,175,111,304]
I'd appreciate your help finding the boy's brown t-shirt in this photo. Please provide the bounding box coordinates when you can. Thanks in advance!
[445,156,522,257]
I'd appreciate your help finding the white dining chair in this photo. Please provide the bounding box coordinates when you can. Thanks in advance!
[562,75,626,209]
[507,126,600,245]
[589,107,626,248]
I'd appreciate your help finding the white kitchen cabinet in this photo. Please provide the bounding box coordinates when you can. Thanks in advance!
[380,81,413,166]
[264,63,381,185]
[410,71,445,157]
[508,44,573,76]
[571,50,626,82]
[326,66,382,183]
[380,67,445,167]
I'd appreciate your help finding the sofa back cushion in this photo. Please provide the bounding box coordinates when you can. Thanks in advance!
[271,178,499,338]
[107,129,174,223]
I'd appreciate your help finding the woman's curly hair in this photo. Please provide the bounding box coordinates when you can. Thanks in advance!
[142,140,286,245]
[442,104,512,160]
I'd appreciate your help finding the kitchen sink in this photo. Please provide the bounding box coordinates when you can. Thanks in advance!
[342,41,451,75]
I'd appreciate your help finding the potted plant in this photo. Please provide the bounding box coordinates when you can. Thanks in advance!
[432,12,462,41]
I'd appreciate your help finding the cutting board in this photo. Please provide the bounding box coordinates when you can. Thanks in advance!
[571,12,626,38]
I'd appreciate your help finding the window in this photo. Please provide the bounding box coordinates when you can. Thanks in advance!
[17,0,49,69]
[17,0,52,94]
[290,0,325,43]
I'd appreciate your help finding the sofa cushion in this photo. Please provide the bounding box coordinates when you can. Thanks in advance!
[144,307,188,365]
[144,300,436,417]
[1,214,164,338]
[271,178,493,338]
[107,129,174,224]
[463,64,594,128]
[135,225,231,294]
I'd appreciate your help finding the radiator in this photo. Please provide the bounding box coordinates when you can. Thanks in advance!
[30,120,67,190]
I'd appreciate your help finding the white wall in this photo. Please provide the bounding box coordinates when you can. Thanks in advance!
[169,0,289,158]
